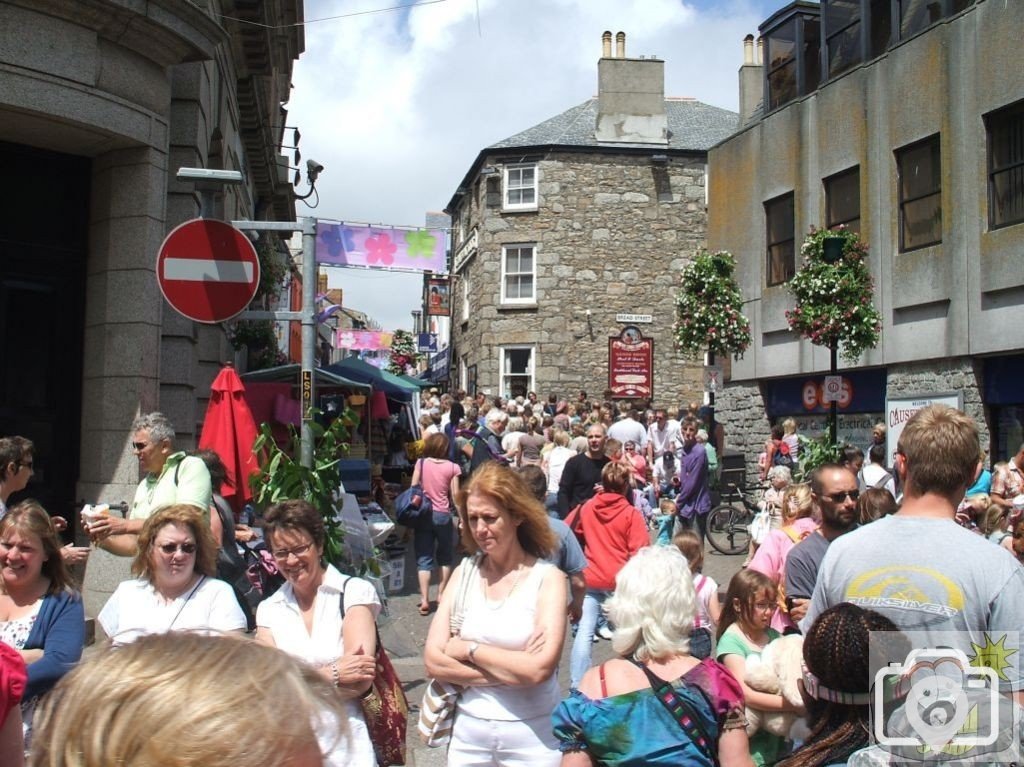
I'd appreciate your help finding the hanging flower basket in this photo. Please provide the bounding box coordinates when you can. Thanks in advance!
[785,228,881,363]
[674,250,752,359]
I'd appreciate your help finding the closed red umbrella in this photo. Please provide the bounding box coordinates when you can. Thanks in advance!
[199,363,260,513]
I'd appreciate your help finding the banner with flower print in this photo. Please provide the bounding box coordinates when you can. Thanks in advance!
[334,329,395,351]
[316,223,447,273]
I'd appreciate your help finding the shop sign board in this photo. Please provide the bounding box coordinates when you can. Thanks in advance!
[608,326,653,400]
[885,392,963,467]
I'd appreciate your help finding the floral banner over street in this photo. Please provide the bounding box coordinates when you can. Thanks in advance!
[316,223,446,273]
[334,329,394,351]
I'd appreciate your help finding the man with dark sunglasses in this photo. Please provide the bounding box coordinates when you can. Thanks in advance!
[784,463,859,626]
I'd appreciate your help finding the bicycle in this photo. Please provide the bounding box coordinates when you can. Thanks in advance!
[705,476,763,555]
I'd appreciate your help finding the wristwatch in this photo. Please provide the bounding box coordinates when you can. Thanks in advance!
[467,642,480,664]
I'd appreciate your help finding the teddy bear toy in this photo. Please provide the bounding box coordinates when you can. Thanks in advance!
[743,633,806,739]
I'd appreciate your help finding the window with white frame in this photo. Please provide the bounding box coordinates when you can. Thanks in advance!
[500,346,534,400]
[460,356,468,393]
[461,273,471,321]
[504,164,537,210]
[501,244,536,304]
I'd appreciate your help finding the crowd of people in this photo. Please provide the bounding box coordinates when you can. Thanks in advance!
[3,401,1024,766]
[410,396,1024,766]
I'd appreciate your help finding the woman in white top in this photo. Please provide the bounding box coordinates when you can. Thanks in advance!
[256,499,380,767]
[98,505,246,645]
[424,462,567,767]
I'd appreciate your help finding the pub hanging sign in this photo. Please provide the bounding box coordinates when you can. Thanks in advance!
[608,325,654,400]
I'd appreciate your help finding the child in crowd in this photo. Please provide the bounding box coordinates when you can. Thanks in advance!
[748,484,816,633]
[857,486,899,525]
[673,530,721,660]
[979,502,1013,551]
[954,492,989,530]
[777,604,904,767]
[653,497,677,545]
[717,569,796,766]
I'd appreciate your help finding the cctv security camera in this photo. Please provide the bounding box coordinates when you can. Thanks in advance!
[306,159,324,182]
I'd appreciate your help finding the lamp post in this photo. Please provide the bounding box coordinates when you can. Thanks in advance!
[821,236,845,447]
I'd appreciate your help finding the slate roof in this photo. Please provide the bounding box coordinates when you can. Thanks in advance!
[488,97,740,153]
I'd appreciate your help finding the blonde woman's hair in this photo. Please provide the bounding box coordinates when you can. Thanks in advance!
[781,483,813,524]
[782,417,797,435]
[606,546,696,662]
[29,632,347,767]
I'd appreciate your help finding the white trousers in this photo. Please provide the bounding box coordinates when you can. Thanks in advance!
[447,710,561,767]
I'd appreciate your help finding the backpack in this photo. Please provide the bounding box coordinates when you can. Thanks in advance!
[460,428,509,477]
[772,440,795,469]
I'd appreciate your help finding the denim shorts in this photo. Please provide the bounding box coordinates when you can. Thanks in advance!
[414,513,455,570]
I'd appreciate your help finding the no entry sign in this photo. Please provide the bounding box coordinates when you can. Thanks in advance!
[157,218,260,323]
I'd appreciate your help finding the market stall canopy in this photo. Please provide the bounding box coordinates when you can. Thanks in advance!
[325,357,419,400]
[240,364,371,390]
[398,374,432,390]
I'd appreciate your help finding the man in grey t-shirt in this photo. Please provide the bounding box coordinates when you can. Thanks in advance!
[804,405,1024,699]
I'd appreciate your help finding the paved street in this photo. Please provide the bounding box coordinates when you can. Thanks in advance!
[378,532,746,766]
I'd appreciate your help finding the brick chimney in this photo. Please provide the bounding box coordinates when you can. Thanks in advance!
[595,31,668,145]
[738,34,763,124]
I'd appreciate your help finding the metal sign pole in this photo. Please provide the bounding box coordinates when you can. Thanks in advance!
[230,217,317,469]
[299,218,317,468]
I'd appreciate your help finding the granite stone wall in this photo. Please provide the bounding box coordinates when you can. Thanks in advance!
[453,151,709,409]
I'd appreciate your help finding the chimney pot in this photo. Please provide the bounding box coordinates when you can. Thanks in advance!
[743,34,755,65]
[602,30,612,58]
[615,31,626,58]
[756,36,764,65]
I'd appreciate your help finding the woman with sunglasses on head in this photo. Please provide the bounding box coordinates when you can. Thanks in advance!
[0,501,84,751]
[255,499,380,767]
[97,505,245,645]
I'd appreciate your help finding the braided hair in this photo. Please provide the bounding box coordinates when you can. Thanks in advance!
[777,603,905,767]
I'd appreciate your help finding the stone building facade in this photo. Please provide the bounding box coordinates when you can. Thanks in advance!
[708,0,1024,480]
[447,33,738,409]
[0,1,302,519]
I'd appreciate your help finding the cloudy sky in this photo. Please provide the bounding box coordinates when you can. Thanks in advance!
[288,0,779,331]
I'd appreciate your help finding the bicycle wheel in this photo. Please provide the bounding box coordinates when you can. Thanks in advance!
[706,504,753,555]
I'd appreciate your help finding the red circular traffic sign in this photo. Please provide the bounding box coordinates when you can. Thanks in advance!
[157,218,260,323]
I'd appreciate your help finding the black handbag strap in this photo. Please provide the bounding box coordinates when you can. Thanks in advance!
[631,658,719,766]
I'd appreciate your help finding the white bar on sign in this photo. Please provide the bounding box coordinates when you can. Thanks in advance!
[163,258,253,283]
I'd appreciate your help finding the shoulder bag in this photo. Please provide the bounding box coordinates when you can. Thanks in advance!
[395,459,433,527]
[632,658,720,766]
[417,553,480,747]
[341,578,409,766]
